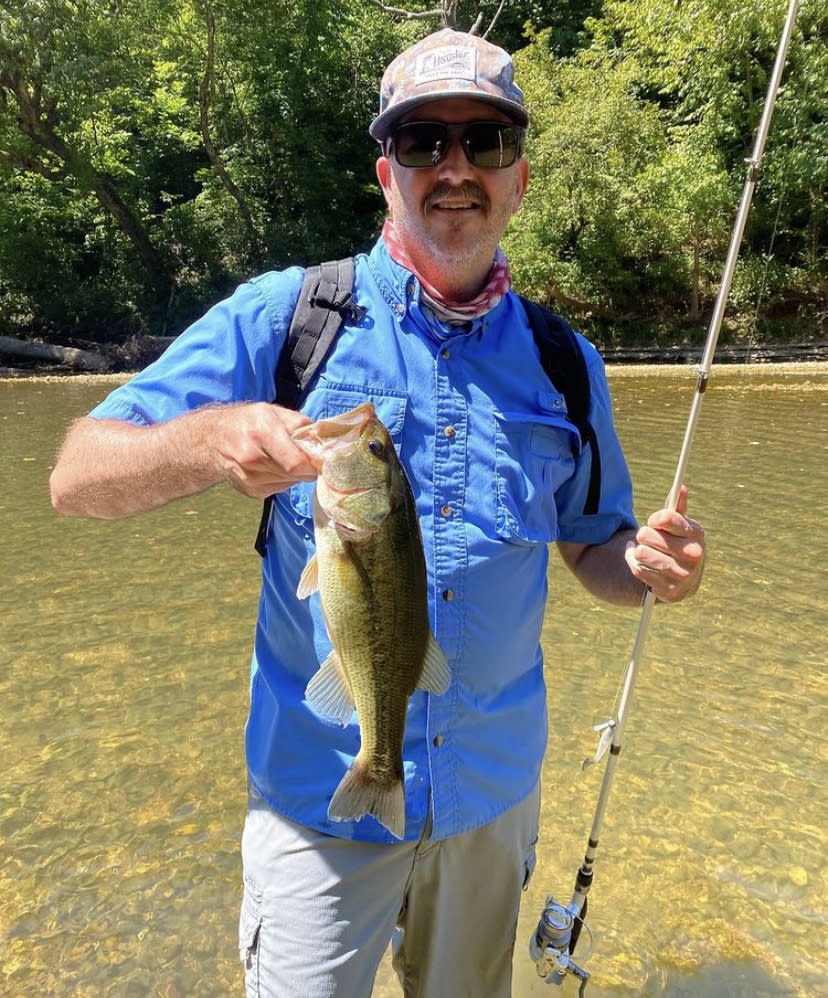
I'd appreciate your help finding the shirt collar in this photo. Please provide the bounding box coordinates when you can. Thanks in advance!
[368,237,512,342]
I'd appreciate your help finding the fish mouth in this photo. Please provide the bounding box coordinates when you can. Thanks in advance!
[330,519,371,539]
[324,483,372,498]
[292,402,376,468]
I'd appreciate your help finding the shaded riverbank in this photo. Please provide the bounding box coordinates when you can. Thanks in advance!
[3,338,827,379]
[4,359,828,385]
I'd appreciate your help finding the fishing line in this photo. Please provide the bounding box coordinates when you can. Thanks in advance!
[529,0,803,987]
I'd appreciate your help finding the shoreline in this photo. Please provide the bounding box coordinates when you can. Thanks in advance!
[3,360,828,384]
[3,335,826,381]
[607,359,828,377]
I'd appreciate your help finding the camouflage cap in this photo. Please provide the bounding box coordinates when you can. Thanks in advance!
[370,29,528,143]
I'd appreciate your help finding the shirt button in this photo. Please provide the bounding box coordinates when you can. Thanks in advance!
[442,588,454,601]
[433,735,444,747]
[396,302,405,315]
[444,425,456,439]
[441,347,450,359]
[440,504,452,518]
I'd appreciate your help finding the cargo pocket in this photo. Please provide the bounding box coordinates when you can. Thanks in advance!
[521,782,541,891]
[239,880,263,996]
[494,409,579,544]
[522,834,539,891]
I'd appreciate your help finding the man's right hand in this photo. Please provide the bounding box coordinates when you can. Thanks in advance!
[50,402,317,520]
[213,403,317,498]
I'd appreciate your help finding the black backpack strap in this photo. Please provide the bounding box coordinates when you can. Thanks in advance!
[518,295,601,516]
[275,258,363,408]
[255,258,361,557]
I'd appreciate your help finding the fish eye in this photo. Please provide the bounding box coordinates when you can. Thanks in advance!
[367,438,384,457]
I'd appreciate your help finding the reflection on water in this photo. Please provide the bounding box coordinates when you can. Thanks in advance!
[1,367,825,997]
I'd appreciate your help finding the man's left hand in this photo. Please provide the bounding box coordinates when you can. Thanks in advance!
[624,485,705,602]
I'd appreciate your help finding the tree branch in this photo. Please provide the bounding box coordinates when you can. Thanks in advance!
[480,0,508,39]
[0,66,171,287]
[199,1,264,263]
[362,1,500,36]
[546,281,629,321]
[365,0,443,22]
[0,145,69,180]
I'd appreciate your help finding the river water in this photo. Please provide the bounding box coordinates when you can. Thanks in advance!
[1,365,825,998]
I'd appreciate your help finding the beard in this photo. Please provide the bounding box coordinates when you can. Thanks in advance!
[380,156,523,298]
[397,182,510,276]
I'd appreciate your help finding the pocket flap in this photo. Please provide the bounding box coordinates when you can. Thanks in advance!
[238,883,262,961]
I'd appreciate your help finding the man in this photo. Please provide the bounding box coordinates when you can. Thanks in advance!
[50,28,705,998]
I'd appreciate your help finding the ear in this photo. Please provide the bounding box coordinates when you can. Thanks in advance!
[511,158,530,215]
[376,156,393,207]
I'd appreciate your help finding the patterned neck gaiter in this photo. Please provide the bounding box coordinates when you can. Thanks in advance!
[381,218,511,323]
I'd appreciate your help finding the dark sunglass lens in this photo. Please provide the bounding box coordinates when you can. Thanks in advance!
[465,123,519,168]
[393,123,448,167]
[391,121,523,169]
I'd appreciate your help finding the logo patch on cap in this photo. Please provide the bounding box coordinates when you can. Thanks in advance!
[414,45,477,86]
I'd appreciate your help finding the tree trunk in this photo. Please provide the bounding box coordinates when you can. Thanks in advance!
[689,222,702,320]
[1,68,172,292]
[0,336,110,372]
[199,3,263,264]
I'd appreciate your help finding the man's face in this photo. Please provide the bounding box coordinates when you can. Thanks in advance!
[376,98,529,294]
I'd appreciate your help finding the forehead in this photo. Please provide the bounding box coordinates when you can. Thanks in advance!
[399,97,515,125]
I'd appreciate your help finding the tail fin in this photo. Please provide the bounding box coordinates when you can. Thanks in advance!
[327,759,406,840]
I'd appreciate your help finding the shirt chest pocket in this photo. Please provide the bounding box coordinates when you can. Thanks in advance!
[284,386,409,527]
[493,410,579,544]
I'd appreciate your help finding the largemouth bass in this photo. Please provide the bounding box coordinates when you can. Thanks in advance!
[292,402,450,839]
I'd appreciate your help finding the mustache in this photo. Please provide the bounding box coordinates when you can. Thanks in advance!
[424,182,489,212]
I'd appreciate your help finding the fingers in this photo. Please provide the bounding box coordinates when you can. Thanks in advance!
[213,403,318,498]
[626,486,706,602]
[258,406,318,483]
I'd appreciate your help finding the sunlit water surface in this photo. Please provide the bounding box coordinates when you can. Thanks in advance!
[1,366,825,997]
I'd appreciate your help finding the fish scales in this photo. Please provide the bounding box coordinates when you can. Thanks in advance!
[292,402,450,839]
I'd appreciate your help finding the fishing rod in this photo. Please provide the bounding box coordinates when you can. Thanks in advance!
[529,0,802,989]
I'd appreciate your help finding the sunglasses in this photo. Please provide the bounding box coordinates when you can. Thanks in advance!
[388,120,525,170]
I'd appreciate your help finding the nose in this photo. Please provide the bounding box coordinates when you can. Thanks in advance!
[436,133,475,182]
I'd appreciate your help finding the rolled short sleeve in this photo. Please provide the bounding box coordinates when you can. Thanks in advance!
[554,337,637,544]
[88,268,305,425]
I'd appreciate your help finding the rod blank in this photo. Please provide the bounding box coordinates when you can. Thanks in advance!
[566,0,802,946]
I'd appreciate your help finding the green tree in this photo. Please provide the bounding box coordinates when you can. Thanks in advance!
[507,37,683,323]
[0,0,188,280]
[0,0,204,335]
[0,0,823,347]
[505,0,825,338]
[593,0,827,318]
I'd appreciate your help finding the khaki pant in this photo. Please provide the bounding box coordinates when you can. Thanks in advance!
[239,784,540,998]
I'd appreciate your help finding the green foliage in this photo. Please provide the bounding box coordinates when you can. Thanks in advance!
[0,0,824,346]
[0,172,151,336]
[504,0,826,340]
[507,41,680,312]
[468,0,602,55]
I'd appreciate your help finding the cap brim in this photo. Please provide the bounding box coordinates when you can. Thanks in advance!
[369,92,529,143]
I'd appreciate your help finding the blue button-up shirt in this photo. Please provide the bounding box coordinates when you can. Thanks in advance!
[89,237,636,843]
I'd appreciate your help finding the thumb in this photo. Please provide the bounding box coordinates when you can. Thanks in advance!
[667,484,689,515]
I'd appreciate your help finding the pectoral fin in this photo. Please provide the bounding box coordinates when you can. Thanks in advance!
[417,633,450,695]
[296,553,319,599]
[305,649,355,725]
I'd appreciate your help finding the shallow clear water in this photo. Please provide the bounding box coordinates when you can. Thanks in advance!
[1,366,825,997]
